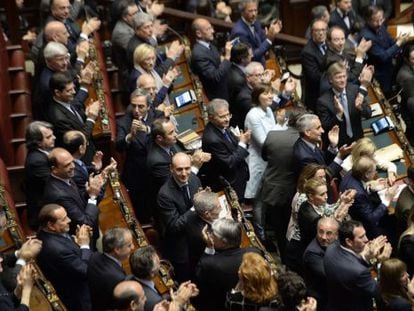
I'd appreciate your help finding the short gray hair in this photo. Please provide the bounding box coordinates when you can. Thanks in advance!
[132,12,153,29]
[239,0,258,12]
[130,87,150,104]
[245,61,263,76]
[211,218,241,247]
[317,217,339,231]
[102,227,131,253]
[25,121,54,150]
[43,41,68,60]
[207,99,229,118]
[193,191,219,215]
[296,114,319,135]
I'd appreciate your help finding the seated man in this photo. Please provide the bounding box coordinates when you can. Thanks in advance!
[195,218,261,311]
[293,114,348,179]
[324,220,391,311]
[191,18,232,101]
[340,156,397,239]
[24,121,55,229]
[316,61,372,147]
[87,227,133,311]
[129,246,163,311]
[42,148,104,245]
[230,0,281,65]
[303,217,339,310]
[157,153,202,282]
[37,204,93,311]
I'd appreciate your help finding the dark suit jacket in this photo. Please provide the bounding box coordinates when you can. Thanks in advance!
[353,0,392,20]
[157,174,202,263]
[339,171,388,239]
[230,82,252,129]
[87,252,126,311]
[230,19,271,65]
[398,234,414,276]
[24,149,50,228]
[0,252,21,293]
[329,9,357,38]
[195,247,261,311]
[190,42,231,101]
[396,62,414,103]
[360,24,400,93]
[298,201,321,248]
[227,63,245,103]
[0,279,28,311]
[324,243,378,311]
[261,127,298,207]
[303,239,328,310]
[301,40,326,111]
[129,276,162,311]
[316,84,371,147]
[37,230,92,311]
[43,175,100,240]
[293,138,342,179]
[201,122,249,200]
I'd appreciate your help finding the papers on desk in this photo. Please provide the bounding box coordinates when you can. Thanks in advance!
[375,143,404,162]
[370,103,383,117]
[377,183,406,204]
[397,24,414,37]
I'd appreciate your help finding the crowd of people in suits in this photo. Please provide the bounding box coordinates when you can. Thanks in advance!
[3,0,414,310]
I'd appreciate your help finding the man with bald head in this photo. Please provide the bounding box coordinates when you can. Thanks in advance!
[42,147,104,246]
[113,281,147,311]
[303,217,339,310]
[137,73,173,108]
[157,152,202,282]
[191,18,232,101]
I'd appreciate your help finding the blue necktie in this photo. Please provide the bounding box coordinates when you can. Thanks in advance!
[223,129,233,143]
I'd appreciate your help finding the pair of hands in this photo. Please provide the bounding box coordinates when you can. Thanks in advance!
[327,125,354,159]
[153,281,199,311]
[361,235,392,263]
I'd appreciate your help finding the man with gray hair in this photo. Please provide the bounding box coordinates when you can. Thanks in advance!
[88,227,134,310]
[303,217,339,310]
[293,113,350,179]
[195,218,261,311]
[24,121,56,229]
[201,99,250,200]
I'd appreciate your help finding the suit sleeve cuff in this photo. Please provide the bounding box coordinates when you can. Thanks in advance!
[86,118,96,124]
[16,258,26,266]
[333,156,343,165]
[191,166,199,175]
[238,142,247,149]
[204,247,215,255]
[88,198,97,205]
[80,245,90,249]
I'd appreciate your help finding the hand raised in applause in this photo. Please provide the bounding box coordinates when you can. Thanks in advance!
[298,297,317,311]
[91,151,103,172]
[80,61,95,86]
[18,238,42,261]
[162,67,180,87]
[338,143,354,160]
[328,125,340,148]
[166,40,184,61]
[333,95,344,118]
[86,100,101,120]
[76,40,89,60]
[86,173,105,198]
[266,19,282,41]
[354,93,364,111]
[191,149,211,169]
[201,225,214,249]
[147,1,164,17]
[239,129,251,144]
[359,65,374,88]
[74,224,91,247]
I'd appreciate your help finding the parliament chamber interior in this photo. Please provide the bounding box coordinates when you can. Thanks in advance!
[1,0,414,310]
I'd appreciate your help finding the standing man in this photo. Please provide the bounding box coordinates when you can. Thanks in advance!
[303,217,339,310]
[396,166,414,239]
[157,152,202,282]
[191,18,232,101]
[329,0,358,38]
[37,204,93,311]
[316,61,372,147]
[324,220,392,311]
[88,227,133,311]
[230,0,282,65]
[301,19,328,112]
[201,99,250,200]
[24,121,55,229]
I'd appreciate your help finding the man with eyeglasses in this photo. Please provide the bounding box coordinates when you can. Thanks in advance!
[201,99,250,201]
[301,19,328,112]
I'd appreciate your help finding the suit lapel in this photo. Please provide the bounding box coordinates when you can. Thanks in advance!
[55,102,84,127]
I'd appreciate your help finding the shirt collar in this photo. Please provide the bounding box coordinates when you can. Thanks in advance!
[301,138,318,151]
[51,173,71,186]
[241,16,254,27]
[197,40,210,48]
[136,277,157,292]
[104,253,123,267]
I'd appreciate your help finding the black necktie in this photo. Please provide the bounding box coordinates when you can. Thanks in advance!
[182,184,192,208]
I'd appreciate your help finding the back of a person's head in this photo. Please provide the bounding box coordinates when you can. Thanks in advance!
[277,271,307,309]
[380,258,409,304]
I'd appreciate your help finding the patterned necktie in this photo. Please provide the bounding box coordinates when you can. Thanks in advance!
[340,92,353,138]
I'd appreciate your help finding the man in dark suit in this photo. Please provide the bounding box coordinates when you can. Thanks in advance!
[157,152,202,282]
[227,42,252,103]
[324,220,391,311]
[36,204,93,311]
[24,121,55,230]
[303,217,339,311]
[301,19,328,112]
[230,0,281,66]
[339,156,397,239]
[293,114,348,179]
[396,166,414,239]
[48,71,101,164]
[116,89,164,222]
[316,61,372,147]
[360,5,408,94]
[190,18,232,101]
[195,218,261,311]
[329,0,358,38]
[260,109,302,254]
[129,246,163,311]
[353,0,392,21]
[201,99,250,200]
[42,148,104,245]
[87,227,133,311]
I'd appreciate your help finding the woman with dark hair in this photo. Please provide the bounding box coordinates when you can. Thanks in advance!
[399,209,414,277]
[244,83,280,241]
[298,178,354,248]
[226,252,280,310]
[379,258,414,310]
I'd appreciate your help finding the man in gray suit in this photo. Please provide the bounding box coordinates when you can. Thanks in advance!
[259,108,304,257]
